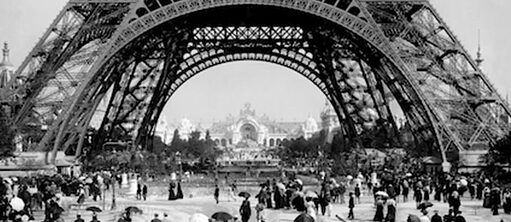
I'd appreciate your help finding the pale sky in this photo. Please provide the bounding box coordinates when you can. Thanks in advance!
[1,0,510,126]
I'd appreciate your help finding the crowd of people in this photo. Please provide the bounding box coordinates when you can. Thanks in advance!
[209,169,511,222]
[0,171,139,222]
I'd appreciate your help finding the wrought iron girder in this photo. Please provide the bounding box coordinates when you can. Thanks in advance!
[192,26,305,41]
[42,53,135,161]
[136,32,194,146]
[33,0,509,163]
[9,2,132,140]
[308,31,361,139]
[364,0,511,151]
[174,50,325,96]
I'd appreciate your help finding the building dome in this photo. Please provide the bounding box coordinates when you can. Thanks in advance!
[304,117,319,132]
[178,118,195,140]
[155,119,168,134]
[0,42,14,88]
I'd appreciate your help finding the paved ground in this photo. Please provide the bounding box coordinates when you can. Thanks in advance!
[35,186,511,222]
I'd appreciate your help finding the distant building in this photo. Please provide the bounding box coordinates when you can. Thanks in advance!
[154,119,173,144]
[0,42,14,88]
[169,103,320,148]
[320,100,341,143]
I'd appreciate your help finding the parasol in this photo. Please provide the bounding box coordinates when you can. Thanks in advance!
[304,190,318,199]
[375,191,389,197]
[9,197,25,212]
[125,206,143,214]
[417,201,434,210]
[460,179,468,186]
[294,213,314,222]
[238,191,250,198]
[86,206,102,213]
[189,213,209,222]
[211,212,233,222]
[407,214,420,222]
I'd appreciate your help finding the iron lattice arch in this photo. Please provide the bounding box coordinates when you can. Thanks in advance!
[1,0,509,163]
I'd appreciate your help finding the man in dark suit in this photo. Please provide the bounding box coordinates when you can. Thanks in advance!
[74,214,84,222]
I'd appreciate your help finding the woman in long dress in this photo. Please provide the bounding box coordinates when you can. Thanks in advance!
[373,199,384,221]
[239,197,251,222]
[167,182,176,200]
[385,199,396,222]
[503,189,511,214]
[482,186,491,208]
[77,185,86,205]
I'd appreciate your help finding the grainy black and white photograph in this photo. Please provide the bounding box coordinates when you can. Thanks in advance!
[1,0,511,221]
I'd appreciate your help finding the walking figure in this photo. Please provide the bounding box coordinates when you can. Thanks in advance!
[354,184,361,204]
[240,196,251,222]
[142,184,148,201]
[214,185,220,204]
[136,183,142,200]
[348,192,355,220]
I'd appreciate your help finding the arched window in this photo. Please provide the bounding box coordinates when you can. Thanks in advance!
[229,139,233,145]
[276,138,282,146]
[347,7,360,16]
[221,139,227,147]
[158,0,172,6]
[214,139,220,145]
[263,139,267,146]
[269,138,275,147]
[144,0,160,11]
[135,8,149,17]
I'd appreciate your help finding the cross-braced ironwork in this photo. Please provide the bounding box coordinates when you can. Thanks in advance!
[1,0,509,164]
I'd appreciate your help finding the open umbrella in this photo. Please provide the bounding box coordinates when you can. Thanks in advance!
[125,206,143,214]
[407,214,420,222]
[211,212,233,222]
[294,213,314,222]
[375,191,389,197]
[3,178,12,184]
[417,201,434,210]
[460,179,468,186]
[295,179,303,186]
[238,191,250,198]
[10,197,25,211]
[86,206,102,213]
[189,213,209,222]
[304,190,318,199]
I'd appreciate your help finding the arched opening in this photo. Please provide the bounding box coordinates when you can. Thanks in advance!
[52,1,444,174]
[240,123,258,142]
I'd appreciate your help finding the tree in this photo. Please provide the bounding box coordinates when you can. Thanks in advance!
[0,108,15,159]
[151,135,169,155]
[170,129,185,153]
[485,131,511,166]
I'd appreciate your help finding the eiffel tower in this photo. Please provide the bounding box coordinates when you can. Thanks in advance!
[1,0,509,165]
